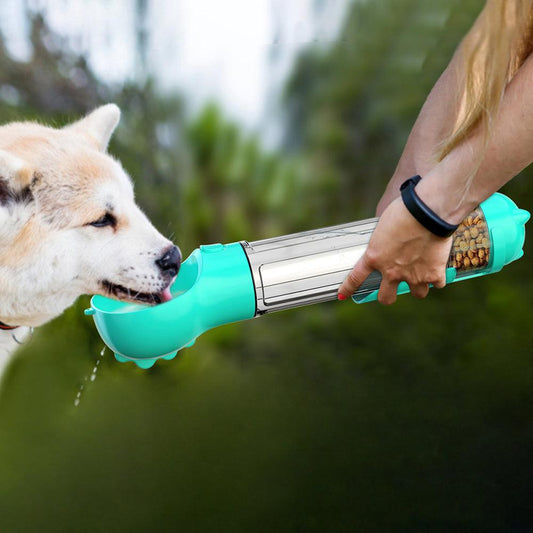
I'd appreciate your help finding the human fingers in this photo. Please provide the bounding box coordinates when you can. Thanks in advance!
[431,271,448,289]
[376,277,400,305]
[338,255,374,300]
[409,282,430,299]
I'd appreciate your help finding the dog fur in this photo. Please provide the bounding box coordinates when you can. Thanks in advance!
[0,104,179,378]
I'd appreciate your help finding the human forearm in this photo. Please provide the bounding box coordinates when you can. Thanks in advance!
[376,57,463,215]
[416,52,533,224]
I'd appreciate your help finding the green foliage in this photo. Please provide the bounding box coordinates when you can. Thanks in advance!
[285,0,487,222]
[1,2,532,531]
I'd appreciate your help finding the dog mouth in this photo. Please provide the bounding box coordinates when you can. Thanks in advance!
[100,280,173,305]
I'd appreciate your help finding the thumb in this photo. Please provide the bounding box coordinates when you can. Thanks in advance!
[338,256,374,300]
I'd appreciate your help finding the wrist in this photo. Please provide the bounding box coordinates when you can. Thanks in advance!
[414,169,479,225]
[400,176,459,237]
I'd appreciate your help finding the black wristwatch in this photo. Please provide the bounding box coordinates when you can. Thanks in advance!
[400,175,459,238]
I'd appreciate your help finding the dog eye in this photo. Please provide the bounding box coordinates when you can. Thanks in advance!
[89,213,116,228]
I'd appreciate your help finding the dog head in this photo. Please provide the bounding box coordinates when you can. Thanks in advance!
[0,104,180,327]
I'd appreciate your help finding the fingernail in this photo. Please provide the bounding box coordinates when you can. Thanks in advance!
[338,293,347,301]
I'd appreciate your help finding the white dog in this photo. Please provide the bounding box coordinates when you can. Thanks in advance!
[0,104,180,377]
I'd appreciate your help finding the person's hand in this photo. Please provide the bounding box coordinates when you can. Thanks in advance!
[338,197,453,304]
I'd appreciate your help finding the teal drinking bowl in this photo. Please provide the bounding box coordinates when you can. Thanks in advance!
[85,242,256,368]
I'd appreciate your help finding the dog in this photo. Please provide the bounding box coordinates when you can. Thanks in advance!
[0,104,181,378]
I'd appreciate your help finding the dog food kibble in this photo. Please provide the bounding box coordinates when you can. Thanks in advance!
[448,207,491,272]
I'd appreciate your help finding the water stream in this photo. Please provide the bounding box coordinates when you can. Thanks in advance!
[73,346,106,407]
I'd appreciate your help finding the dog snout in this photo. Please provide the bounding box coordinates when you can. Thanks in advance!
[156,245,181,278]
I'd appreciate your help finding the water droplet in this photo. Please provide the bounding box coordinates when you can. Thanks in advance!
[100,346,106,357]
[90,373,96,382]
[74,399,80,407]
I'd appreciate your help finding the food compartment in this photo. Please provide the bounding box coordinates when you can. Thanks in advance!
[448,207,491,276]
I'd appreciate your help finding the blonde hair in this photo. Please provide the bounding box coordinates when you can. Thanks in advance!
[438,0,533,161]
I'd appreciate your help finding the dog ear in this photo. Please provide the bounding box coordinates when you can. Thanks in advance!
[0,150,34,205]
[65,103,121,152]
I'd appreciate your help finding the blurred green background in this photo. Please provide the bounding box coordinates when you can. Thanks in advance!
[1,1,532,531]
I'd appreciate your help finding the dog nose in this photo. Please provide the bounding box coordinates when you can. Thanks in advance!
[156,245,181,277]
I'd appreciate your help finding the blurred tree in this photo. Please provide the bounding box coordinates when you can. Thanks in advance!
[284,0,489,223]
[135,0,150,83]
[0,13,104,117]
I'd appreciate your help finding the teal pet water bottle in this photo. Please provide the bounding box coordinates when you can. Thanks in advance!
[85,193,529,368]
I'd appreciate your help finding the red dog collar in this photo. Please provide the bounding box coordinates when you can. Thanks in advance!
[0,321,19,330]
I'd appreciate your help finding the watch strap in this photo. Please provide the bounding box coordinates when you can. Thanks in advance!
[400,175,458,238]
